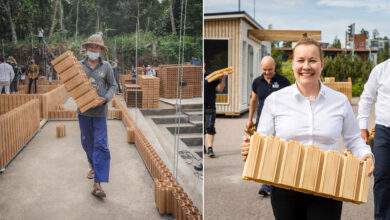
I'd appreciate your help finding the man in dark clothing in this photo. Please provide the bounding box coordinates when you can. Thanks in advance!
[204,70,227,158]
[246,56,290,197]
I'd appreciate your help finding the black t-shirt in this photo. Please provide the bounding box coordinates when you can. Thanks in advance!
[204,72,221,110]
[252,73,290,124]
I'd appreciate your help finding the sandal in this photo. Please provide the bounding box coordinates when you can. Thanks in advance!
[87,170,95,179]
[91,187,106,198]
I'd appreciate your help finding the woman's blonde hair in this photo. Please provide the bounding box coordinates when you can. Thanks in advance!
[293,37,323,60]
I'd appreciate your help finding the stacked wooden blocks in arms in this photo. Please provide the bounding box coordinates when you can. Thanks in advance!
[51,51,100,113]
[205,66,234,83]
[242,133,371,203]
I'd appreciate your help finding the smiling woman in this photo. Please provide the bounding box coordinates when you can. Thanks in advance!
[254,37,374,220]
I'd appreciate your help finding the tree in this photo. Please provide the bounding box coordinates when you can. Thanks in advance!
[1,0,18,44]
[331,36,341,48]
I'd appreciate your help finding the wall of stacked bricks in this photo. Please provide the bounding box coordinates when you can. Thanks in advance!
[157,65,202,99]
[0,99,40,169]
[242,134,371,204]
[138,75,159,108]
[123,84,142,108]
[112,97,201,219]
[323,77,352,101]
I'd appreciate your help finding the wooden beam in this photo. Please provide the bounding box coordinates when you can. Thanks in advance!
[249,29,321,41]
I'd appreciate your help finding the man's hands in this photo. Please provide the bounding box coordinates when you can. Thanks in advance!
[246,120,254,130]
[95,97,107,106]
[360,129,369,143]
[362,154,374,176]
[241,134,250,161]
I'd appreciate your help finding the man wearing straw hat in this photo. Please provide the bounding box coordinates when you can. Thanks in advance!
[78,33,117,198]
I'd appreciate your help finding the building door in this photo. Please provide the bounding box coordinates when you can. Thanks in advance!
[204,39,229,104]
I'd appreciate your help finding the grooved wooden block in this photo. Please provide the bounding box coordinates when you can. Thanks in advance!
[278,140,304,187]
[75,89,98,108]
[319,151,342,196]
[242,133,371,204]
[68,81,91,99]
[79,99,101,113]
[64,73,88,92]
[299,146,323,192]
[338,154,361,200]
[258,136,284,183]
[59,65,82,83]
[53,56,78,73]
[127,127,134,143]
[51,51,73,66]
[56,125,66,138]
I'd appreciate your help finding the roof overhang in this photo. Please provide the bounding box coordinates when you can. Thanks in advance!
[249,29,321,41]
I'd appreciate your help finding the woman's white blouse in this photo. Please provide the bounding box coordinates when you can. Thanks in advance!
[256,84,372,159]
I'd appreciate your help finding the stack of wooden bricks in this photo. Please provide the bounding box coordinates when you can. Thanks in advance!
[134,127,202,219]
[56,124,66,138]
[155,179,202,220]
[243,133,371,203]
[323,77,352,101]
[123,84,142,108]
[51,51,100,112]
[48,110,77,119]
[138,75,159,108]
[110,97,201,217]
[0,99,40,169]
[205,66,233,82]
[158,65,202,99]
[112,97,135,143]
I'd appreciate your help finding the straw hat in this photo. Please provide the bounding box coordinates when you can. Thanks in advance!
[82,33,107,51]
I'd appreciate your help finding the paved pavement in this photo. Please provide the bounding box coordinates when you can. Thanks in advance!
[0,120,171,220]
[204,103,375,220]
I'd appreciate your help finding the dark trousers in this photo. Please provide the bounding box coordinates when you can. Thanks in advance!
[373,124,390,220]
[78,114,111,183]
[28,78,37,94]
[10,80,18,92]
[271,187,342,220]
[204,108,216,135]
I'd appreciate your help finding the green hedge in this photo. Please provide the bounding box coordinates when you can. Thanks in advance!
[277,53,374,97]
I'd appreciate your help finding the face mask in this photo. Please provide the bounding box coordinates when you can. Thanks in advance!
[87,51,100,60]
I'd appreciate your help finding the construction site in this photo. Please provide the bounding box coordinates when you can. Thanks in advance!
[0,0,203,219]
[0,56,203,219]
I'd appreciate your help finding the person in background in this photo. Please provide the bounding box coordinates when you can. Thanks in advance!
[146,64,156,77]
[246,56,290,197]
[27,59,39,94]
[0,56,15,94]
[357,58,390,220]
[7,56,21,93]
[38,28,44,43]
[78,33,117,198]
[204,63,227,158]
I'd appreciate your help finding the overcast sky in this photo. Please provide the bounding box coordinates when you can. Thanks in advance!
[204,0,390,46]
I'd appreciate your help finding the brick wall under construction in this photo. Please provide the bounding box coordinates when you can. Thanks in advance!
[158,65,202,99]
[138,75,159,108]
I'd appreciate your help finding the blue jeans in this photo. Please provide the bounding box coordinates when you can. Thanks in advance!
[78,114,110,183]
[373,124,390,220]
